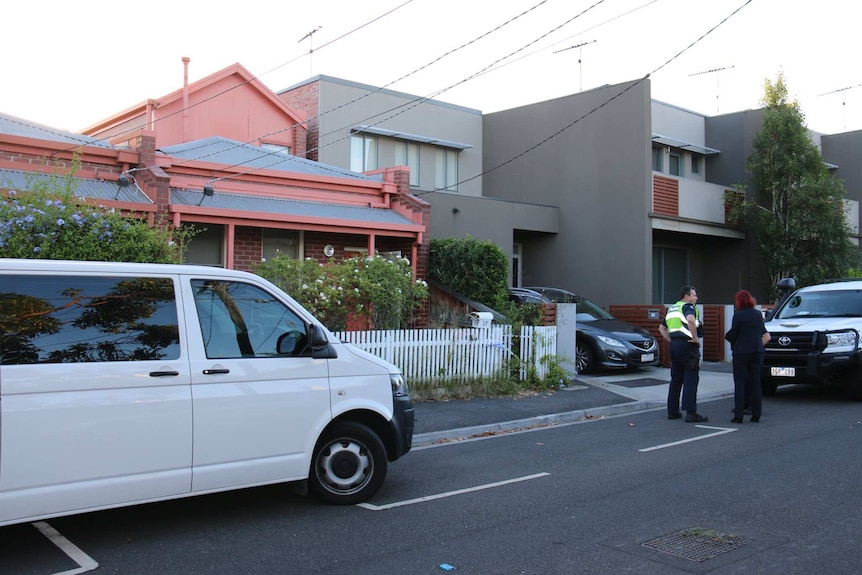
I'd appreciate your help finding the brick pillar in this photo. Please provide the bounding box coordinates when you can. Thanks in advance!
[134,130,172,230]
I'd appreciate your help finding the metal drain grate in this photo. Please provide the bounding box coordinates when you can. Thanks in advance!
[643,528,751,562]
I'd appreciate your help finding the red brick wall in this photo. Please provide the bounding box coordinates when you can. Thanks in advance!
[134,132,172,229]
[233,226,262,272]
[277,81,319,161]
[303,232,366,260]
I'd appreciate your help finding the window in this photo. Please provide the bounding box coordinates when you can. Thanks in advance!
[652,247,688,304]
[435,148,458,191]
[512,243,522,287]
[192,279,308,359]
[651,147,663,172]
[351,135,378,172]
[184,225,224,267]
[669,152,682,176]
[0,275,180,364]
[261,143,291,155]
[691,155,701,175]
[262,229,300,261]
[395,141,420,187]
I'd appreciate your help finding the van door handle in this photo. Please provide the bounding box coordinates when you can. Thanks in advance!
[202,368,230,375]
[150,370,180,377]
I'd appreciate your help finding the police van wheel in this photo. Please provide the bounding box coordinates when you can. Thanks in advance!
[309,422,388,505]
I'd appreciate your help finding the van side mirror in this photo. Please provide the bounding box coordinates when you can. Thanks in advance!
[310,324,338,359]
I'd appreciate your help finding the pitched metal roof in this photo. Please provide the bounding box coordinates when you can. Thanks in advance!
[0,112,114,148]
[0,168,152,204]
[159,137,383,182]
[171,188,417,227]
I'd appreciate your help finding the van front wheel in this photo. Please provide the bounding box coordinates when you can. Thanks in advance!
[309,422,388,505]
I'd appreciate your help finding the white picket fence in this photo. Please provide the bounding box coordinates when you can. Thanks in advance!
[334,325,557,383]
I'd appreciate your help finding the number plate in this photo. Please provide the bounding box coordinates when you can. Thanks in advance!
[771,367,796,377]
[641,353,655,362]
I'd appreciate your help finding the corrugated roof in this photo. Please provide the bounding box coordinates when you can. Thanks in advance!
[159,137,383,182]
[0,168,152,204]
[0,112,114,148]
[171,188,417,226]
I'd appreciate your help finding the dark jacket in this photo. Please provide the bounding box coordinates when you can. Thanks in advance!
[724,307,767,355]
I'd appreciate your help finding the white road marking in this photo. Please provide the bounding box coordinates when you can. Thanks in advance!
[357,472,551,511]
[32,521,99,575]
[638,425,737,452]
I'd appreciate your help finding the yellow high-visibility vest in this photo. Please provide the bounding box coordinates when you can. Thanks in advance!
[665,300,701,339]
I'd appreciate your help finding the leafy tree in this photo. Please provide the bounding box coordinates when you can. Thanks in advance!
[0,160,192,263]
[729,73,860,292]
[429,236,509,308]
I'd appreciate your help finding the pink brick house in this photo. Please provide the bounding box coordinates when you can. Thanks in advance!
[0,60,429,325]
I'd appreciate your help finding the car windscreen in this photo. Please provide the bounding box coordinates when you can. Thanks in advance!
[773,289,862,319]
[575,297,615,322]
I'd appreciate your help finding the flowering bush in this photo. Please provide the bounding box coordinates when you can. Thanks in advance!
[256,253,428,331]
[0,170,190,263]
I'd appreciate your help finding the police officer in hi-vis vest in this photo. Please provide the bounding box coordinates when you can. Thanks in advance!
[659,286,709,423]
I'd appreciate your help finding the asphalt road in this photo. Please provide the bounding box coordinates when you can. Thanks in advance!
[2,384,860,574]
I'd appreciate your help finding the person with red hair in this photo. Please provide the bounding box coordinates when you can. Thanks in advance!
[725,289,771,423]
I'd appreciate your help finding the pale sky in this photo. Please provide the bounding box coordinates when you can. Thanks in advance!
[3,0,860,135]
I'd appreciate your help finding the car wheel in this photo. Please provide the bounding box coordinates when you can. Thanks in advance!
[576,341,594,374]
[309,422,388,505]
[762,380,778,396]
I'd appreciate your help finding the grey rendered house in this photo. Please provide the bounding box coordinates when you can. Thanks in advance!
[280,75,862,307]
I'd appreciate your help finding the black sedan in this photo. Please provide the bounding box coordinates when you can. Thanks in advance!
[519,287,660,374]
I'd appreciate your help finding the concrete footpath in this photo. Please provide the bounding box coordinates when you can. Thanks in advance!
[412,362,735,446]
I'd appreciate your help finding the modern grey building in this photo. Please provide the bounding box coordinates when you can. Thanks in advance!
[280,75,862,307]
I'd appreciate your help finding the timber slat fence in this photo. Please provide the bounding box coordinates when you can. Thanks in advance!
[334,326,557,383]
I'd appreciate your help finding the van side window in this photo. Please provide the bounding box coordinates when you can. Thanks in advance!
[0,275,180,365]
[191,280,308,358]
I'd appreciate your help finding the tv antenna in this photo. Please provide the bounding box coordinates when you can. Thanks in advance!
[554,40,597,92]
[298,26,322,77]
[818,84,861,131]
[689,65,735,113]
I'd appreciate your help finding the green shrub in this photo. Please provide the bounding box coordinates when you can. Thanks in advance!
[256,253,428,331]
[429,236,509,308]
[0,168,191,263]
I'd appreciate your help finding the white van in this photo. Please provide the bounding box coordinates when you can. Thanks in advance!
[0,259,414,527]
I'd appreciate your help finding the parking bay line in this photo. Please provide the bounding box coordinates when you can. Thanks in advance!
[638,425,737,453]
[32,521,99,575]
[357,472,551,511]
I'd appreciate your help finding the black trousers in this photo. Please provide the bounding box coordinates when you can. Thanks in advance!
[732,352,763,419]
[668,339,700,415]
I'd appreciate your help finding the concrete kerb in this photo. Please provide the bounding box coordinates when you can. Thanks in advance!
[412,399,664,447]
[412,365,735,447]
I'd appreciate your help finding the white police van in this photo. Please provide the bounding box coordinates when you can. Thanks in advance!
[762,278,862,400]
[0,259,414,527]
